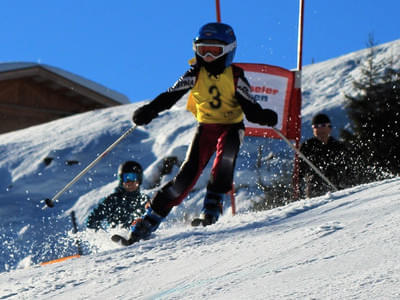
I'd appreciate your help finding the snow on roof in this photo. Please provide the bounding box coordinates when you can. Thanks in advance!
[0,62,130,104]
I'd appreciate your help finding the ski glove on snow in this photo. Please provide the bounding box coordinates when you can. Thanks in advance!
[132,104,158,125]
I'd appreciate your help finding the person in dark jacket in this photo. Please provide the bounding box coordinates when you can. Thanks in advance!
[86,161,149,230]
[122,22,278,245]
[299,113,352,198]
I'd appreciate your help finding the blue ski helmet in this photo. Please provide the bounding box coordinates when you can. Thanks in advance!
[194,22,237,67]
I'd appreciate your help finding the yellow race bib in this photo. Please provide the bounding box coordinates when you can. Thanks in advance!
[187,66,243,124]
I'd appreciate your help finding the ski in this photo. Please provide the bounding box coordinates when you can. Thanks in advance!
[191,214,218,227]
[191,218,204,227]
[191,218,211,227]
[111,234,137,246]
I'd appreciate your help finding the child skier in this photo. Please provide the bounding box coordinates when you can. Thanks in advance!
[87,161,148,230]
[114,22,277,245]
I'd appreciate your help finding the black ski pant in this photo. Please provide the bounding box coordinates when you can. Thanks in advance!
[150,122,244,217]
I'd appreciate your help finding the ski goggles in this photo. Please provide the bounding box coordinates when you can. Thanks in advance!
[193,41,236,59]
[122,172,140,183]
[312,123,332,129]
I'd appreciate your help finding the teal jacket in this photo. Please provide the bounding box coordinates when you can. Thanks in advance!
[86,186,149,230]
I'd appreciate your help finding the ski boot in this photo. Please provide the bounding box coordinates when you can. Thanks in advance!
[191,191,224,227]
[112,207,164,246]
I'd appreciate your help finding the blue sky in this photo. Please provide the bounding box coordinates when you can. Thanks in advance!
[1,1,399,103]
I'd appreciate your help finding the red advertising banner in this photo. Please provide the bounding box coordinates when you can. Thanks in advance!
[235,63,301,140]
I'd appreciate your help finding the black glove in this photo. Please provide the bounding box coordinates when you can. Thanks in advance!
[258,109,278,127]
[132,104,158,125]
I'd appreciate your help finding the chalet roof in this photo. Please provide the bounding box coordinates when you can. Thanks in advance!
[0,62,130,106]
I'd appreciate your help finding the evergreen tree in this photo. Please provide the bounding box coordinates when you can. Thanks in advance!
[341,35,400,182]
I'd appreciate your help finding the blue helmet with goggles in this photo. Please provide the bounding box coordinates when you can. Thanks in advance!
[193,22,237,67]
[118,161,143,185]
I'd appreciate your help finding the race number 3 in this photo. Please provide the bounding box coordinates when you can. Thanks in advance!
[208,85,221,109]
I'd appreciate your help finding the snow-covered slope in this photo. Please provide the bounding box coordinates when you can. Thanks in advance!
[0,39,400,299]
[1,178,400,299]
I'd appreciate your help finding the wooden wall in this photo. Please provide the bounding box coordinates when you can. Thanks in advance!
[0,78,104,134]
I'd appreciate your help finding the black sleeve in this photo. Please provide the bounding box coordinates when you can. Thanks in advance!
[86,197,109,229]
[234,69,264,121]
[298,142,308,177]
[233,66,277,125]
[298,140,315,177]
[147,66,199,114]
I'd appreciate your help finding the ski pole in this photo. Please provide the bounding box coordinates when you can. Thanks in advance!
[43,125,138,208]
[271,127,338,193]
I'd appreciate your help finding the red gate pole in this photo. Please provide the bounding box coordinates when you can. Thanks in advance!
[214,0,235,214]
[292,0,304,199]
[230,183,236,216]
[215,0,221,22]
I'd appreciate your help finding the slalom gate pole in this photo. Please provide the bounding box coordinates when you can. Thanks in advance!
[215,0,221,22]
[215,0,236,214]
[229,183,236,216]
[44,125,138,208]
[297,0,304,71]
[272,128,338,193]
[70,211,83,255]
[292,0,305,199]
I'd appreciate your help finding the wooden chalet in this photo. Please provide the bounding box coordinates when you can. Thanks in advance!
[0,62,130,134]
